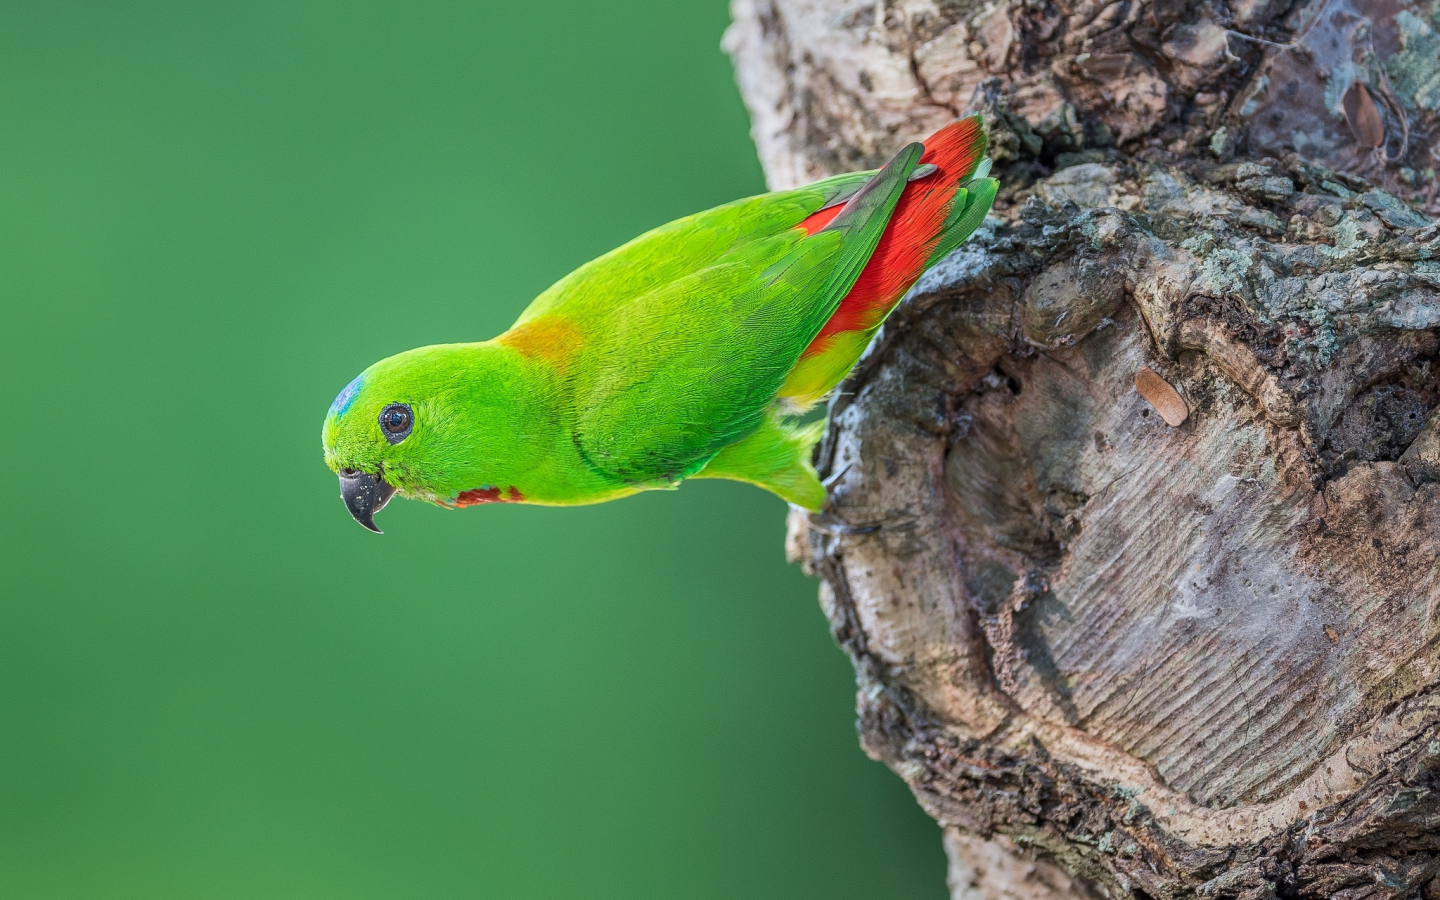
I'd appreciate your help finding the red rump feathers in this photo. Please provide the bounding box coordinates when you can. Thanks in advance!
[796,118,988,358]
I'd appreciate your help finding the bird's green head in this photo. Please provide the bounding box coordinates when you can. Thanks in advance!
[322,342,531,532]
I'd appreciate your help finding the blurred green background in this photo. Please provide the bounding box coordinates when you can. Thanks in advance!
[0,2,947,898]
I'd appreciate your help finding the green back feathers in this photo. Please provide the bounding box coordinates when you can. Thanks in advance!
[513,143,923,487]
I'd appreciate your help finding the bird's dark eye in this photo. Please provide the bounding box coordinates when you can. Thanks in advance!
[379,403,413,444]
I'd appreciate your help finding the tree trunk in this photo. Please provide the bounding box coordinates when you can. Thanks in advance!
[724,1,1440,897]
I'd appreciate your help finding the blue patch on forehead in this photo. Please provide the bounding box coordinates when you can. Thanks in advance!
[328,374,364,419]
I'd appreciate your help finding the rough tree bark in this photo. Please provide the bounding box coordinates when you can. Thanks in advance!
[724,1,1440,897]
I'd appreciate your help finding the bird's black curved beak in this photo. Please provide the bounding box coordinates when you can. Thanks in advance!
[338,469,397,533]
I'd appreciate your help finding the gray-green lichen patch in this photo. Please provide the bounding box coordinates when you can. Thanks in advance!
[1145,167,1250,221]
[1209,126,1229,157]
[1240,207,1287,235]
[1362,188,1432,227]
[1385,5,1440,110]
[1196,248,1256,298]
[1317,207,1392,260]
[1417,260,1440,287]
[1390,289,1440,327]
[1032,163,1123,209]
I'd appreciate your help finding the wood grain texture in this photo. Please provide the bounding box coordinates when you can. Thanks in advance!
[726,2,1440,896]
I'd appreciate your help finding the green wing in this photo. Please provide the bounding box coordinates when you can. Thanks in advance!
[527,146,921,485]
[512,170,873,329]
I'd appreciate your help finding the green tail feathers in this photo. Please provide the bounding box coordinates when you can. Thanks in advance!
[692,412,828,510]
[927,175,999,268]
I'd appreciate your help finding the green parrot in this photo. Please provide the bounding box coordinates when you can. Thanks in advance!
[323,116,996,531]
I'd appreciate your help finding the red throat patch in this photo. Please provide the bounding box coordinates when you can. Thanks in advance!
[451,486,525,507]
